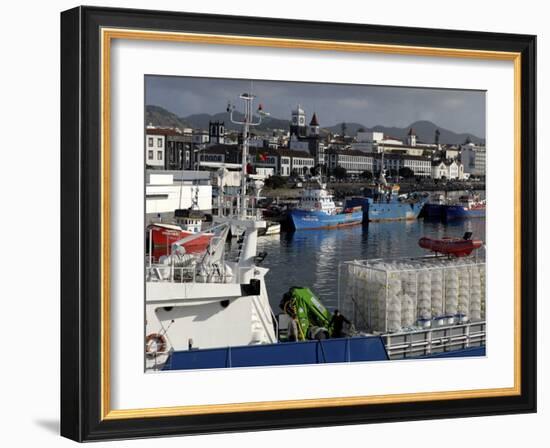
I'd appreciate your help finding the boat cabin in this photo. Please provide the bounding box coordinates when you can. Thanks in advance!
[174,208,206,233]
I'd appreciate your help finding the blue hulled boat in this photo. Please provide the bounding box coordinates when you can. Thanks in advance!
[443,194,486,220]
[346,184,426,222]
[289,178,363,230]
[345,151,426,222]
[423,193,486,221]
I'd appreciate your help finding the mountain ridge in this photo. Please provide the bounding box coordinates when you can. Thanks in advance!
[146,105,484,145]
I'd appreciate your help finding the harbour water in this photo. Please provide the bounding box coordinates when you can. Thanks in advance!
[250,217,486,312]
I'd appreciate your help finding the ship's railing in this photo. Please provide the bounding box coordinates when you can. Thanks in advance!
[216,207,263,221]
[146,262,259,285]
[383,321,486,359]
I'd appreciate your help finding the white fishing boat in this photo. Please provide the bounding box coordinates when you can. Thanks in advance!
[146,91,278,371]
[145,219,277,371]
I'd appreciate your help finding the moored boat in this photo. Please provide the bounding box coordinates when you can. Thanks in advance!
[418,232,484,257]
[147,207,213,259]
[345,150,426,222]
[442,194,486,220]
[289,178,363,230]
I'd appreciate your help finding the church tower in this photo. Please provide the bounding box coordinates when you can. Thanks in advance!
[209,120,225,145]
[290,105,307,138]
[407,128,417,147]
[309,112,320,137]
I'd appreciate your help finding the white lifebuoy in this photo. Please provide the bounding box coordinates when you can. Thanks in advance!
[145,333,167,356]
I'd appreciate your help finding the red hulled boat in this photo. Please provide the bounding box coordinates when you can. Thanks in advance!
[147,208,213,259]
[418,233,483,257]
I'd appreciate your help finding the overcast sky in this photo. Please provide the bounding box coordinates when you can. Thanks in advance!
[145,76,486,137]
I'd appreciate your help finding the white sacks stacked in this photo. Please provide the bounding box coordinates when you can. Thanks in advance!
[417,270,432,320]
[342,256,486,333]
[444,268,459,316]
[469,266,482,320]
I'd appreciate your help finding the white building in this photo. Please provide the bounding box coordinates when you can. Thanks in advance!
[192,130,210,145]
[279,155,291,176]
[145,171,212,222]
[290,152,315,175]
[460,142,486,177]
[431,160,464,180]
[328,149,374,174]
[402,155,432,177]
[352,131,402,152]
[146,130,167,168]
[373,153,432,177]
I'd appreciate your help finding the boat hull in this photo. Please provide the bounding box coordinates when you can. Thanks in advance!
[421,203,445,219]
[289,209,363,230]
[148,224,213,256]
[346,197,426,222]
[443,205,486,220]
[418,236,484,257]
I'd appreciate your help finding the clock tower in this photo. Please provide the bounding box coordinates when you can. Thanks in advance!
[290,105,307,138]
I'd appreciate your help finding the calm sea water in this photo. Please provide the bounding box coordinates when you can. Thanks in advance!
[250,217,486,311]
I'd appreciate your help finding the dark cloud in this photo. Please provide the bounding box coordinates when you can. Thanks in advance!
[146,75,485,137]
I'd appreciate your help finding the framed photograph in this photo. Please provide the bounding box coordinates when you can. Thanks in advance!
[60,6,536,441]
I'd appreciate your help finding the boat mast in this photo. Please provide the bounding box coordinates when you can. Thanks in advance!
[227,88,269,219]
[379,148,387,187]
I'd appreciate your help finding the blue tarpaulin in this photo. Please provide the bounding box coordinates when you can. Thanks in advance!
[163,336,389,371]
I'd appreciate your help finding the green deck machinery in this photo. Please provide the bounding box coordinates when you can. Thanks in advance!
[279,287,335,341]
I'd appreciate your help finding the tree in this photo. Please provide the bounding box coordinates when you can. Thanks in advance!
[264,175,286,189]
[360,170,373,180]
[398,167,415,178]
[333,166,347,180]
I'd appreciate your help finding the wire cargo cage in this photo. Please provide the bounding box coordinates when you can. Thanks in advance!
[340,255,486,333]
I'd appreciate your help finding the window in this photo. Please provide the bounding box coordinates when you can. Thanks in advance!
[148,137,153,147]
[148,150,153,160]
[157,138,162,147]
[157,151,163,160]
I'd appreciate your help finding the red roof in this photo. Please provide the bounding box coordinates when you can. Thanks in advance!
[146,128,180,136]
[407,128,416,136]
[309,113,319,127]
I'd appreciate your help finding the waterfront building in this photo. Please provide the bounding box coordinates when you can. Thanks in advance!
[279,154,291,176]
[443,146,460,161]
[328,149,374,175]
[192,130,210,146]
[198,144,241,167]
[372,153,433,178]
[352,128,435,158]
[431,159,465,180]
[284,149,315,176]
[146,128,170,169]
[460,139,486,177]
[166,133,192,170]
[402,155,432,177]
[249,148,279,177]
